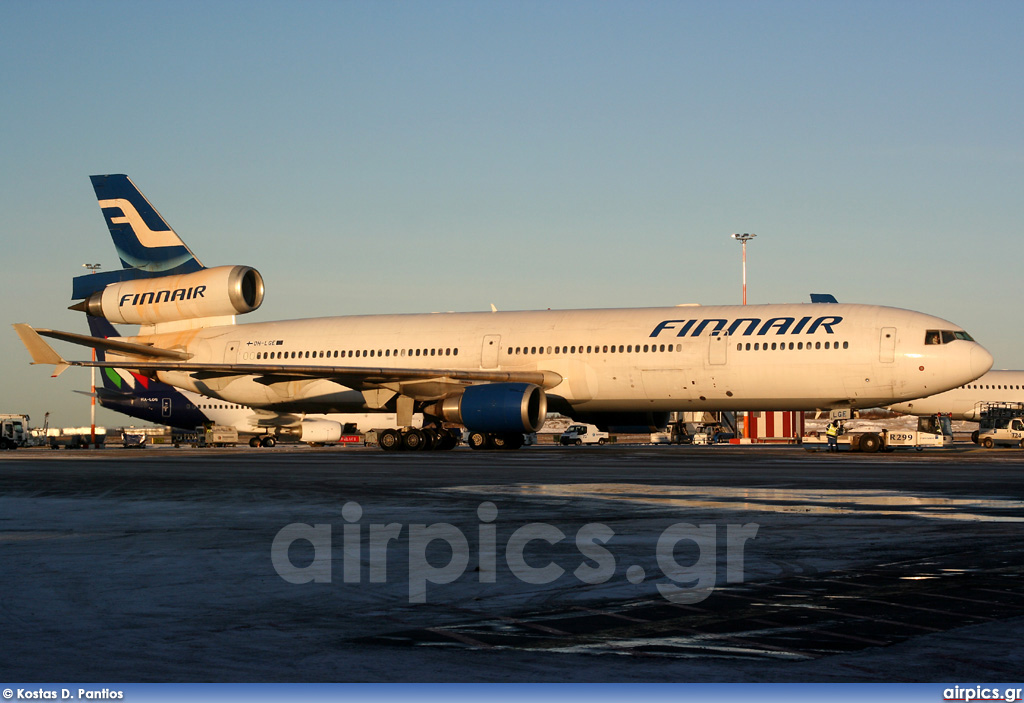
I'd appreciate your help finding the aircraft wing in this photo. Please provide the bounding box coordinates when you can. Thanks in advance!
[13,324,562,399]
[34,327,192,360]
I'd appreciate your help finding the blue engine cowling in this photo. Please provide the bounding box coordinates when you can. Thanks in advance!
[437,383,547,433]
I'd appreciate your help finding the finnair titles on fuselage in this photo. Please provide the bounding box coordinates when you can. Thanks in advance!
[13,174,994,451]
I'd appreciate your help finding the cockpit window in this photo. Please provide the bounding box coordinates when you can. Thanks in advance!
[925,329,974,344]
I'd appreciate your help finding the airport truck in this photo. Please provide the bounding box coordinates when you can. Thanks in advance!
[202,425,239,447]
[975,403,1024,448]
[0,414,30,450]
[804,414,953,452]
[559,424,610,446]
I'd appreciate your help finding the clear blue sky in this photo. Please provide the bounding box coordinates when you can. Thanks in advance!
[2,0,1022,427]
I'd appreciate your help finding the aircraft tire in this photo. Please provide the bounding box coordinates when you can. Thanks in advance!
[249,436,260,448]
[402,428,426,451]
[468,432,490,450]
[491,433,524,450]
[422,428,440,451]
[858,433,881,453]
[378,429,401,451]
[436,430,458,451]
[260,435,276,448]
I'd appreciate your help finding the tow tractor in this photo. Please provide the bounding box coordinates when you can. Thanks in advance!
[975,402,1024,448]
[804,411,953,452]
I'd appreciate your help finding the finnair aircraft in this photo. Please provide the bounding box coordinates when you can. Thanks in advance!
[888,370,1024,421]
[15,174,993,451]
[86,316,415,447]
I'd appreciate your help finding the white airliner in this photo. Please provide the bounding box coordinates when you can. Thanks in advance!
[888,370,1024,421]
[14,174,994,450]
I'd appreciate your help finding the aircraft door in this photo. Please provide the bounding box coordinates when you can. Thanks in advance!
[879,327,896,363]
[481,335,501,368]
[162,398,171,418]
[708,332,728,365]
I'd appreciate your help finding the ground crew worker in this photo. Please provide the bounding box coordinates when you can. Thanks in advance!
[826,420,840,452]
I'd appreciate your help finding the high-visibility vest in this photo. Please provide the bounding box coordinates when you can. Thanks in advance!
[826,423,838,437]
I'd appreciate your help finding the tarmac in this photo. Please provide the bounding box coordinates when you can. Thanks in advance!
[1,443,1022,682]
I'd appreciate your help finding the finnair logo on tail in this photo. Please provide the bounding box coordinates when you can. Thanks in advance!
[99,198,184,249]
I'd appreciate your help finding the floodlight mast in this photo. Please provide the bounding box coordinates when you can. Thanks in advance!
[730,233,756,305]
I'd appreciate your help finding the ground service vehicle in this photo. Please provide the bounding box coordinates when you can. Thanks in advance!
[0,414,30,450]
[121,430,148,448]
[804,414,953,452]
[975,403,1024,448]
[203,425,239,447]
[559,424,610,446]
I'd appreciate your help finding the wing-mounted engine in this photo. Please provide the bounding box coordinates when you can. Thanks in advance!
[279,419,344,445]
[432,383,547,433]
[72,265,264,325]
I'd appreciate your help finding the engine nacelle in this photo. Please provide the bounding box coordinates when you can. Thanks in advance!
[434,383,547,433]
[76,265,264,324]
[280,419,344,444]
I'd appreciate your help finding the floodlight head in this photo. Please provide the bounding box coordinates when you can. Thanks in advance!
[731,233,756,242]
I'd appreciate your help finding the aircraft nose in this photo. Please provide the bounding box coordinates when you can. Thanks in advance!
[970,344,994,380]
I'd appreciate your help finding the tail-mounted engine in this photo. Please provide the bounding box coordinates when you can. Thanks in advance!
[432,383,547,433]
[73,265,264,325]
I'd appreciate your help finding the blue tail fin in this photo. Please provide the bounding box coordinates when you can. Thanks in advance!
[72,174,205,300]
[85,315,207,428]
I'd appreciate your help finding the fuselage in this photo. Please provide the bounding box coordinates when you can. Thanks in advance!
[888,370,1024,421]
[110,302,993,415]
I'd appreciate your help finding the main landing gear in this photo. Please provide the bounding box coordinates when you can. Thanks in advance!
[249,435,277,448]
[466,432,525,451]
[377,427,460,452]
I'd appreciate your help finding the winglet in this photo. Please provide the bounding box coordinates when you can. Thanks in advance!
[12,324,71,377]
